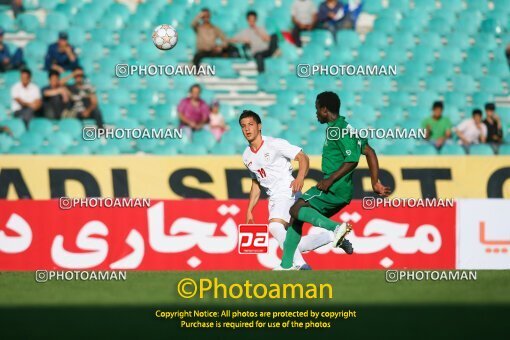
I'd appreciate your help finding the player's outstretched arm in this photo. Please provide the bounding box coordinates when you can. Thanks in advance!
[363,144,390,197]
[290,151,309,193]
[246,179,261,223]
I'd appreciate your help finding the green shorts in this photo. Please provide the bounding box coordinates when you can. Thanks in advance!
[300,186,349,217]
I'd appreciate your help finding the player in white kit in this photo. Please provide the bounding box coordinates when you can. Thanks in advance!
[239,110,352,270]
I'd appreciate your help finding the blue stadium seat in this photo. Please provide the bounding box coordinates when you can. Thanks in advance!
[407,107,430,121]
[468,144,494,155]
[37,145,61,155]
[353,104,377,123]
[101,104,122,124]
[411,143,438,155]
[439,46,463,65]
[58,119,83,136]
[388,92,412,107]
[391,32,416,50]
[360,93,384,109]
[416,91,440,109]
[65,145,91,155]
[440,144,465,155]
[152,144,178,155]
[336,31,361,49]
[478,77,504,95]
[2,119,25,138]
[46,12,69,31]
[440,0,464,13]
[379,107,405,121]
[0,13,16,32]
[363,31,388,49]
[444,92,467,109]
[425,75,449,92]
[108,89,131,106]
[452,75,476,93]
[414,0,437,12]
[8,145,33,154]
[498,145,510,155]
[16,13,40,33]
[430,60,454,77]
[47,132,73,152]
[28,118,54,137]
[94,144,121,155]
[341,77,364,92]
[471,92,494,109]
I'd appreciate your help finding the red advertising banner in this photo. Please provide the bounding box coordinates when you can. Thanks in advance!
[0,200,456,270]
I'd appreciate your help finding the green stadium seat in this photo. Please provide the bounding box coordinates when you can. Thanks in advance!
[465,47,489,65]
[431,10,456,27]
[152,144,178,155]
[313,77,337,90]
[180,143,207,155]
[452,75,476,93]
[37,145,61,155]
[373,17,397,34]
[108,138,135,154]
[81,41,105,61]
[0,134,14,153]
[407,107,430,121]
[411,143,438,155]
[265,58,290,76]
[357,46,382,64]
[364,31,388,49]
[415,91,440,109]
[417,32,442,51]
[341,77,364,92]
[445,32,471,51]
[58,119,83,136]
[98,13,125,31]
[411,46,436,65]
[391,32,416,50]
[468,144,494,155]
[309,30,334,47]
[8,145,33,154]
[299,48,326,64]
[285,118,312,138]
[220,130,246,150]
[94,144,121,155]
[115,118,138,130]
[388,92,412,107]
[498,145,510,155]
[47,132,73,152]
[125,104,150,123]
[107,2,132,21]
[55,2,80,16]
[275,91,300,107]
[295,106,319,125]
[425,75,449,92]
[285,75,309,92]
[279,129,303,147]
[192,130,217,150]
[430,60,454,77]
[439,46,463,65]
[337,90,357,107]
[474,33,498,52]
[427,18,451,35]
[262,117,284,136]
[396,74,421,91]
[413,0,437,12]
[367,77,392,92]
[493,0,510,13]
[101,104,122,124]
[16,14,40,33]
[28,118,54,137]
[381,143,408,155]
[353,104,377,123]
[459,61,484,79]
[373,118,396,130]
[109,45,133,60]
[2,119,25,138]
[71,12,96,30]
[0,13,16,32]
[444,92,467,108]
[279,42,299,63]
[379,107,405,121]
[478,77,504,95]
[210,142,238,155]
[65,145,91,155]
[480,18,506,35]
[439,144,465,155]
[384,47,409,64]
[471,92,494,109]
[487,61,510,78]
[336,31,361,49]
[108,89,131,106]
[399,15,426,34]
[136,138,161,153]
[46,12,69,31]
[24,40,48,61]
[361,93,384,109]
[363,0,383,13]
[440,0,464,12]
[257,73,281,92]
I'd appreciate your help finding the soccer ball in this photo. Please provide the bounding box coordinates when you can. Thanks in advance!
[152,24,178,50]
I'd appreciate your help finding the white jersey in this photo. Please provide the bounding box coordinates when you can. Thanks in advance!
[242,136,302,199]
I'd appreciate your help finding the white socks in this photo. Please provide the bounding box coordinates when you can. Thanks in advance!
[299,230,334,252]
[268,221,307,266]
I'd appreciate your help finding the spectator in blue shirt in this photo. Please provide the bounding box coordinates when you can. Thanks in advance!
[44,31,79,73]
[0,27,25,72]
[317,0,355,41]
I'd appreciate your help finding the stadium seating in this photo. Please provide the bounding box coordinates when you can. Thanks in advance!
[0,0,509,155]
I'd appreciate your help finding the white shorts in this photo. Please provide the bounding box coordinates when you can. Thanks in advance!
[268,192,301,223]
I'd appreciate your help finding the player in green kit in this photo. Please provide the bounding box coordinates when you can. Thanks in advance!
[277,91,376,270]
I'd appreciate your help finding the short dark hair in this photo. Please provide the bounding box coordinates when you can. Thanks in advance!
[472,109,483,117]
[49,70,60,78]
[202,7,210,13]
[189,83,201,92]
[316,91,341,114]
[485,102,496,111]
[239,110,261,125]
[432,101,444,110]
[246,10,257,19]
[20,68,31,77]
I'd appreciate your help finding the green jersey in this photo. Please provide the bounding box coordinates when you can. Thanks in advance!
[321,116,363,201]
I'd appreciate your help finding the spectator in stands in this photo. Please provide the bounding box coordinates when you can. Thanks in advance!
[177,84,210,138]
[291,0,318,48]
[61,67,104,128]
[483,102,503,153]
[317,0,355,41]
[11,0,24,18]
[41,70,70,119]
[456,109,487,152]
[209,100,228,141]
[10,68,41,127]
[506,43,510,69]
[0,27,24,72]
[230,11,278,73]
[192,8,238,67]
[44,32,79,73]
[422,101,452,150]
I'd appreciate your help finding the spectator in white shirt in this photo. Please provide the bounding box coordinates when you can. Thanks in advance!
[230,11,278,73]
[10,68,42,127]
[291,0,318,47]
[456,109,487,150]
